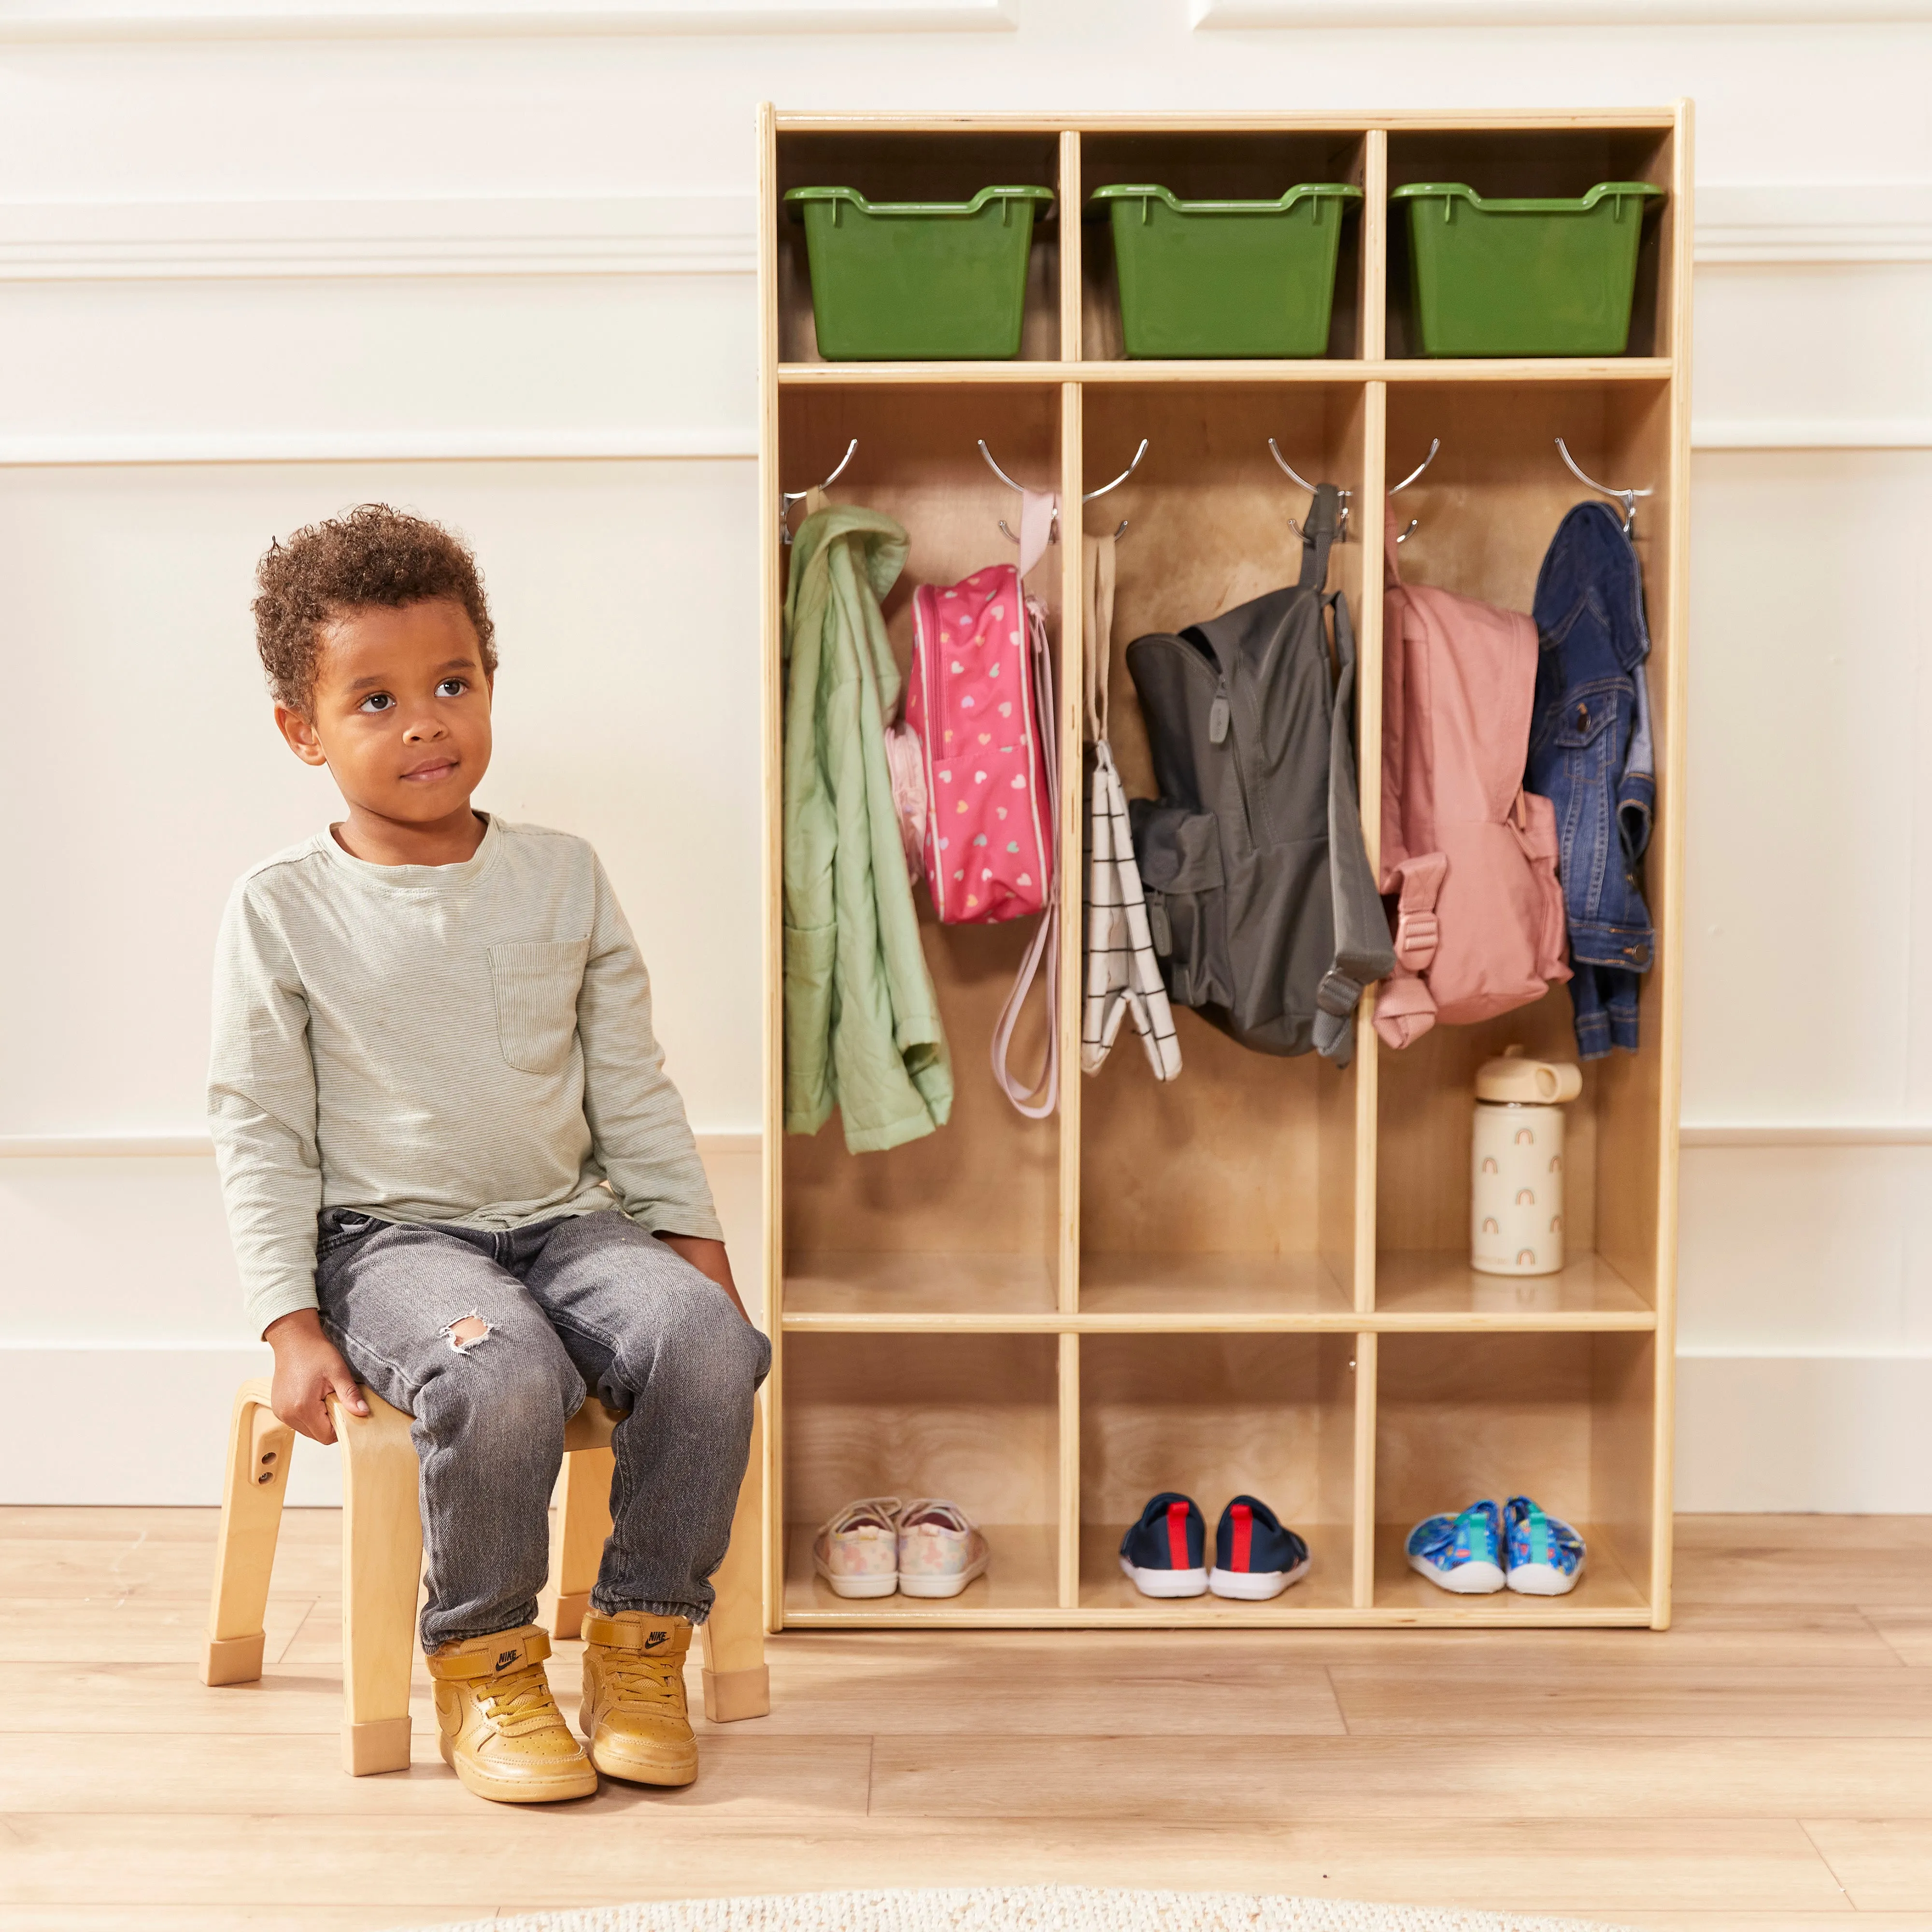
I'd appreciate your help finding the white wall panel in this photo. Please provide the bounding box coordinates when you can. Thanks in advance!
[0,273,753,449]
[0,459,762,1137]
[1678,1146,1932,1355]
[1677,1355,1932,1513]
[1679,448,1932,1125]
[1692,263,1932,430]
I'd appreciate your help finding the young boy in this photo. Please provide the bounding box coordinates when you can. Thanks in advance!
[209,503,768,1805]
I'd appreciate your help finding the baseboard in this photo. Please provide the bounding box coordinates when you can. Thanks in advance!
[11,1340,1931,1512]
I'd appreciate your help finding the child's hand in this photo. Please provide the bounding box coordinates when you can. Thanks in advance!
[656,1234,753,1325]
[263,1308,369,1444]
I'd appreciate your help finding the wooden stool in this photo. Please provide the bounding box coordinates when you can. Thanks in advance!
[199,1378,769,1774]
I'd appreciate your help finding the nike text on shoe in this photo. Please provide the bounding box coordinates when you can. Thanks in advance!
[1208,1494,1311,1600]
[1504,1494,1587,1595]
[1406,1498,1506,1594]
[1118,1492,1208,1598]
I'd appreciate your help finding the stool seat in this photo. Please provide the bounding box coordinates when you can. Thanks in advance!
[200,1378,769,1775]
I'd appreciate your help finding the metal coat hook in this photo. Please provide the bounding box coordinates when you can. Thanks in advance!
[1556,437,1653,536]
[1388,436,1440,545]
[983,435,1148,544]
[1268,437,1351,541]
[779,439,857,545]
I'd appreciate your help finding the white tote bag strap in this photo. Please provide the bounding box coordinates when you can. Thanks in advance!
[992,494,1061,1119]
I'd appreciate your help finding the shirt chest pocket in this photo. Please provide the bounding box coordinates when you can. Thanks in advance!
[486,939,590,1075]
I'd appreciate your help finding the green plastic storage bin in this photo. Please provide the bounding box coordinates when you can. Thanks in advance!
[1089,182,1363,359]
[784,184,1054,361]
[1392,180,1663,357]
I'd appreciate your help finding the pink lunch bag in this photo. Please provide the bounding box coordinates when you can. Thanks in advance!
[907,568,1053,923]
[900,489,1062,1117]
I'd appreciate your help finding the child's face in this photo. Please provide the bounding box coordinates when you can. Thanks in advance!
[275,597,493,825]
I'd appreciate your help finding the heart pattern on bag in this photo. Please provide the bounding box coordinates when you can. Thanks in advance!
[903,560,1053,929]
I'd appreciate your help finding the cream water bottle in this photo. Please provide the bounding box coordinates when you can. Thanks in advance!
[1471,1047,1582,1276]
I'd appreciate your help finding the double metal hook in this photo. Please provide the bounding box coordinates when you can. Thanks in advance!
[1555,437,1653,535]
[1268,439,1351,541]
[982,436,1147,545]
[778,439,856,545]
[1388,436,1440,544]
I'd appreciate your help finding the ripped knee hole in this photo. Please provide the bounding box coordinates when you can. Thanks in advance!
[444,1313,494,1353]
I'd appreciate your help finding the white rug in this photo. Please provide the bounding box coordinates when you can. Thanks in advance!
[427,1887,1625,1932]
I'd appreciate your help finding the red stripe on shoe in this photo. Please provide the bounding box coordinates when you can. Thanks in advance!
[1165,1501,1191,1571]
[1231,1503,1252,1572]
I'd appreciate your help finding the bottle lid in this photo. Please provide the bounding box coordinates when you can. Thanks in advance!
[1475,1045,1582,1104]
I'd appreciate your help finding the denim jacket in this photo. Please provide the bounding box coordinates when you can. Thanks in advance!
[1525,501,1656,1059]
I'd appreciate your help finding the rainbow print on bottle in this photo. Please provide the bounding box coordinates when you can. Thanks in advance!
[1471,1047,1582,1277]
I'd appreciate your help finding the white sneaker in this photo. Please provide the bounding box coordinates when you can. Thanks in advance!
[812,1496,902,1598]
[895,1499,990,1599]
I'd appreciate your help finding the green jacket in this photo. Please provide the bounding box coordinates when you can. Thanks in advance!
[782,503,952,1151]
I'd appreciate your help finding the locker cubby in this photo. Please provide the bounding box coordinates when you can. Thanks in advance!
[1375,379,1675,1324]
[779,382,1065,1324]
[1078,1333,1360,1615]
[1078,129,1367,363]
[1384,127,1676,362]
[1372,1330,1656,1619]
[763,105,1689,1630]
[775,130,1065,365]
[1078,379,1368,1322]
[781,1332,1062,1622]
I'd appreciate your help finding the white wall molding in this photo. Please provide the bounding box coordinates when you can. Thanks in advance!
[1696,184,1932,264]
[0,0,1013,42]
[0,196,756,282]
[5,185,1930,284]
[1690,419,1932,451]
[1196,0,1932,23]
[1681,1122,1932,1147]
[0,428,758,467]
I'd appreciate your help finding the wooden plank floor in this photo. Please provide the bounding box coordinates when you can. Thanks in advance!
[4,1508,1932,1932]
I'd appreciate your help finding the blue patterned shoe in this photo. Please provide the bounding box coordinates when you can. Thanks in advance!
[1406,1499,1505,1594]
[1504,1496,1586,1596]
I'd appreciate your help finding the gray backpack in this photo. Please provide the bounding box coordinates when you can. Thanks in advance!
[1125,485,1392,1064]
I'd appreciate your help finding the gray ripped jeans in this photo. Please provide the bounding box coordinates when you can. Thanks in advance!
[314,1204,770,1649]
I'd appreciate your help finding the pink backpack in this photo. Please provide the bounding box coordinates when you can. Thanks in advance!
[902,490,1061,1114]
[1377,507,1570,1049]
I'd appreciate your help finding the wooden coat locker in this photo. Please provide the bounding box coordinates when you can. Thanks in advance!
[757,105,1691,1630]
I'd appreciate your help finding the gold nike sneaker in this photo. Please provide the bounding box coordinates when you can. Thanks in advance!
[425,1623,597,1804]
[579,1610,699,1786]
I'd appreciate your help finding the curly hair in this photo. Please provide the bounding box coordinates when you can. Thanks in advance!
[252,504,497,714]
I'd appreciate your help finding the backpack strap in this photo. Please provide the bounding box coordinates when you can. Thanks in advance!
[1312,589,1396,1065]
[1297,483,1341,592]
[991,581,1062,1120]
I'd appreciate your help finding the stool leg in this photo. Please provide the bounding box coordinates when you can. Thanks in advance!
[202,1378,293,1687]
[701,1395,769,1722]
[541,1445,614,1641]
[335,1387,420,1776]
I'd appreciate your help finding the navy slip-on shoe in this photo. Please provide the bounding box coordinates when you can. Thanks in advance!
[1208,1494,1311,1600]
[1118,1492,1208,1598]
